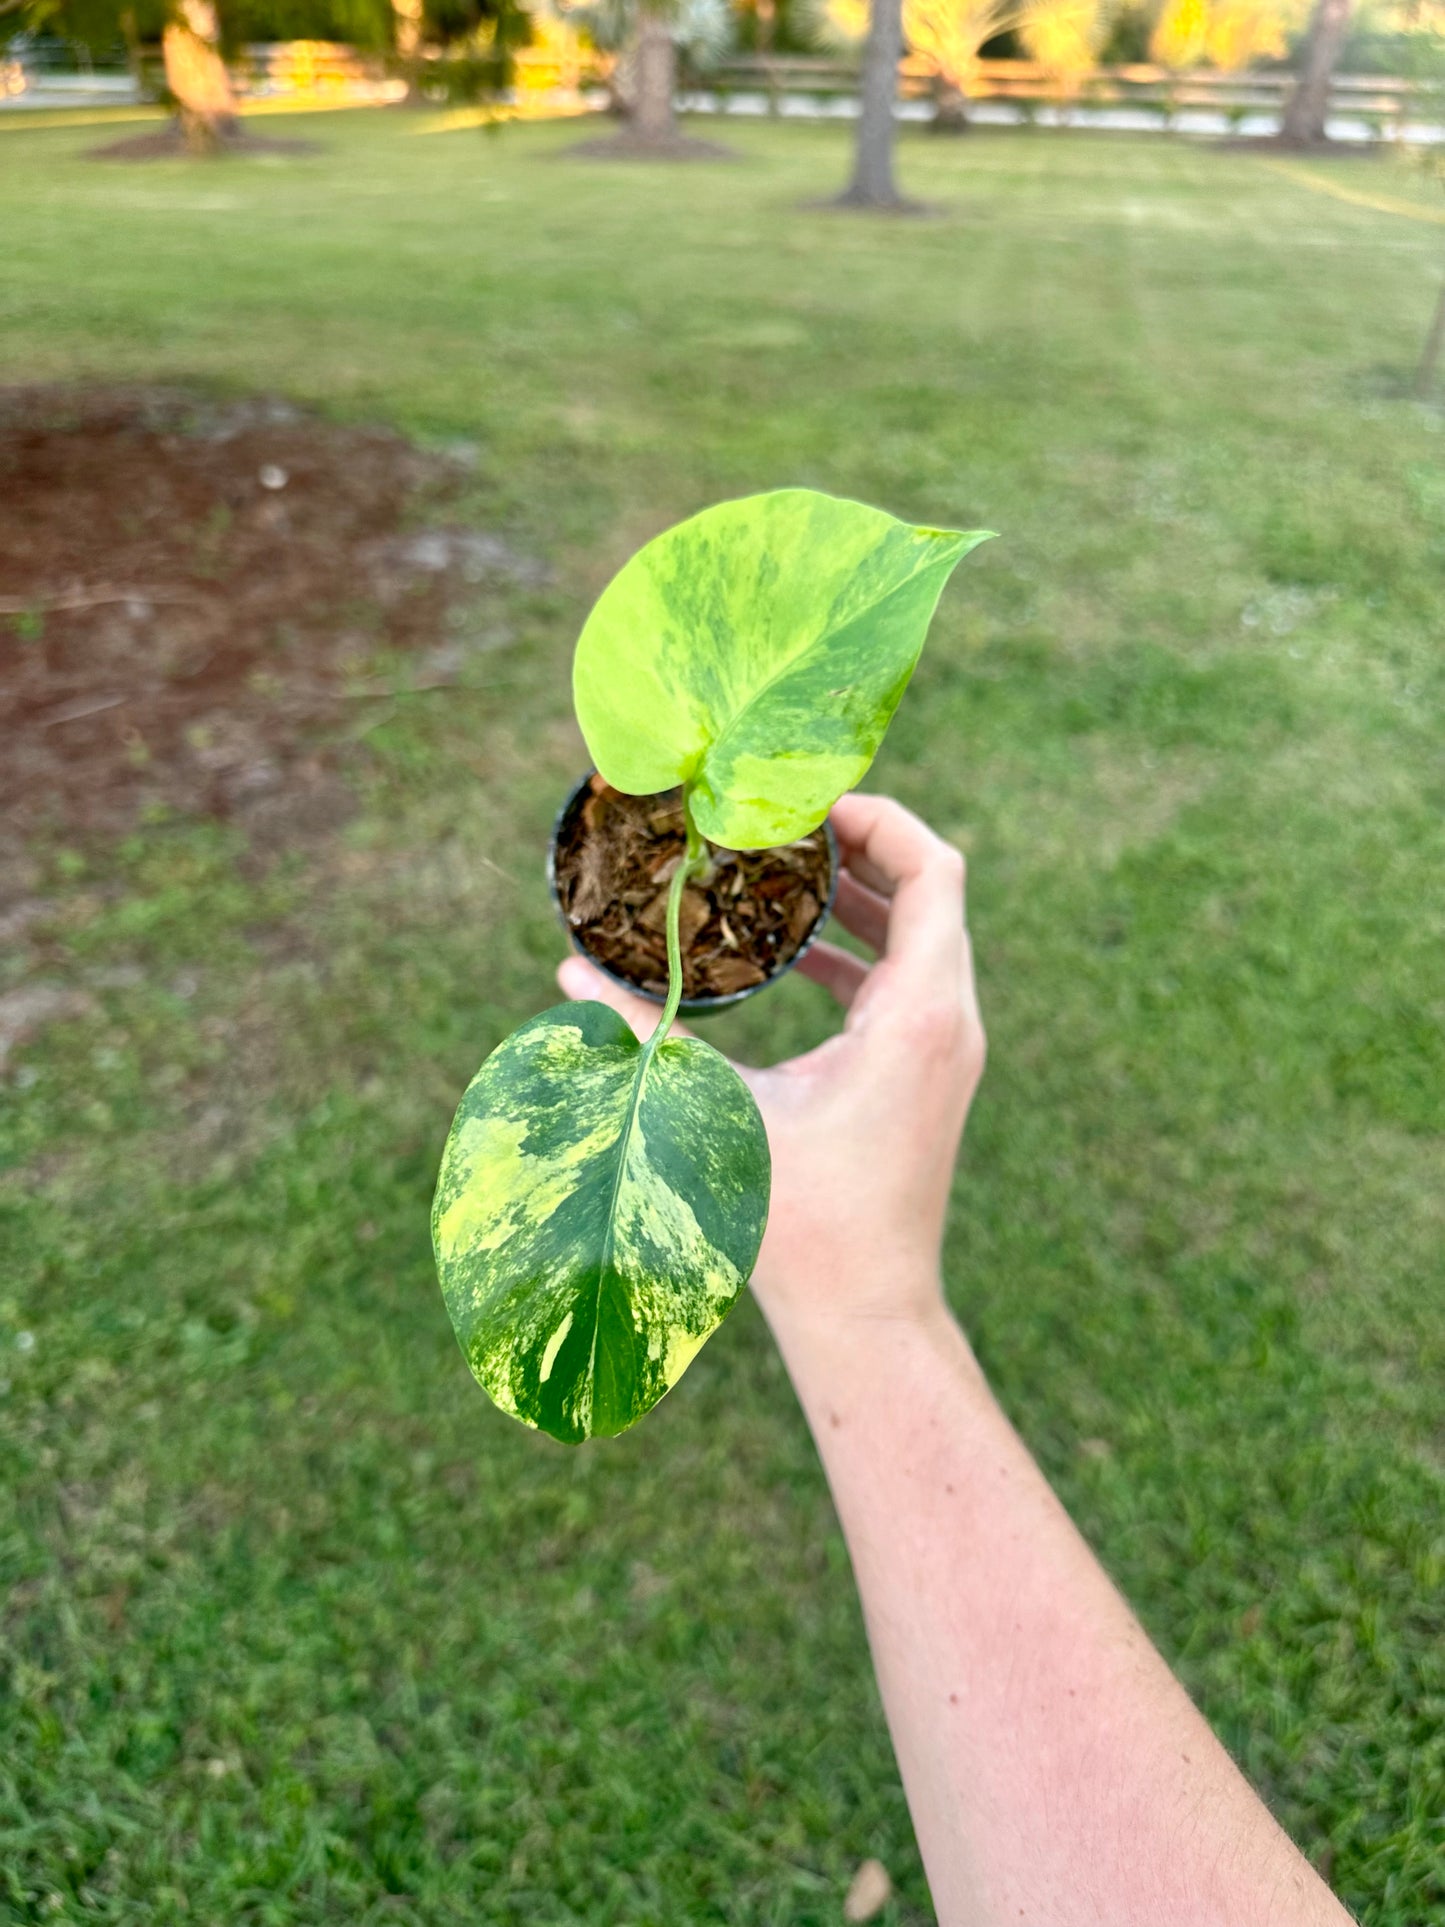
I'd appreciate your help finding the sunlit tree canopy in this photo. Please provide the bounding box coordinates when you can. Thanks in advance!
[1150,0,1294,67]
[809,0,1113,97]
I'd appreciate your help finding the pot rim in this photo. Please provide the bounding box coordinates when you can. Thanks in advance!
[546,770,840,1016]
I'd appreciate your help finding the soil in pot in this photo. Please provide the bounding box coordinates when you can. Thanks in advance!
[554,776,832,1001]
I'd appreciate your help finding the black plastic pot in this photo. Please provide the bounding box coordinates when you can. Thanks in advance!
[547,771,839,1018]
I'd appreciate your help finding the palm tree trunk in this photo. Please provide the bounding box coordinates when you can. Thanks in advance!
[1416,269,1445,399]
[932,76,969,131]
[162,0,237,153]
[1280,0,1351,146]
[757,0,778,117]
[391,0,425,102]
[839,0,904,207]
[119,6,144,88]
[632,7,677,145]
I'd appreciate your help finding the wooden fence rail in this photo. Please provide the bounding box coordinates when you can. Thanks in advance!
[189,45,1445,130]
[10,35,1438,134]
[686,55,1443,133]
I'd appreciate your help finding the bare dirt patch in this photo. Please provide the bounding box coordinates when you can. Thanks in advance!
[0,385,540,852]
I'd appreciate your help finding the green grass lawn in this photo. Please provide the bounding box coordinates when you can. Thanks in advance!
[2,112,1443,1925]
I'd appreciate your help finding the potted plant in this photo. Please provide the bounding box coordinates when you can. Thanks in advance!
[432,488,992,1442]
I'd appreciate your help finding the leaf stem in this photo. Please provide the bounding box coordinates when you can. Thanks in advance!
[650,790,707,1045]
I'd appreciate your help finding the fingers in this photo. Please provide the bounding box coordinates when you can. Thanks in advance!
[831,870,890,953]
[796,938,868,1010]
[556,954,692,1042]
[558,792,978,1044]
[828,792,967,985]
[833,842,895,900]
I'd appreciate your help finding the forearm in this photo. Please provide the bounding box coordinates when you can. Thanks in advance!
[766,1271,1350,1927]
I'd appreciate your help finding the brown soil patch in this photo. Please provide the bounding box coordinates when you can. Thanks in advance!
[0,385,541,850]
[553,776,833,1004]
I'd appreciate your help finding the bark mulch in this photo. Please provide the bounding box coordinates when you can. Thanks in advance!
[553,776,832,1002]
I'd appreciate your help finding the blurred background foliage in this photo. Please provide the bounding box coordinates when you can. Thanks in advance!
[8,0,1445,75]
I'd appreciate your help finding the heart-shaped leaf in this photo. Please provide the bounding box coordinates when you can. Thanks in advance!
[573,488,993,849]
[433,1000,769,1443]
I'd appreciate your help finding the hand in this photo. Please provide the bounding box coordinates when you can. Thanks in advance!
[555,791,986,1340]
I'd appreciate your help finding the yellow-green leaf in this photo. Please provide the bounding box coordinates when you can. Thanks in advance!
[432,1001,769,1443]
[573,488,993,848]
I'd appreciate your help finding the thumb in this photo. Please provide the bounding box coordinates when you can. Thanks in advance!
[556,953,694,1043]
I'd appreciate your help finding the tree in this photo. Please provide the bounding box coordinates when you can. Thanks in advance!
[809,0,907,199]
[404,0,535,100]
[839,0,905,201]
[814,0,1109,163]
[1151,0,1289,71]
[4,0,399,145]
[20,0,246,152]
[1149,0,1205,62]
[1021,0,1109,102]
[563,0,730,149]
[162,0,239,148]
[391,0,424,94]
[907,0,1109,125]
[632,1,676,137]
[1405,35,1445,396]
[1279,0,1350,142]
[1202,0,1288,69]
[735,0,779,110]
[1418,266,1445,397]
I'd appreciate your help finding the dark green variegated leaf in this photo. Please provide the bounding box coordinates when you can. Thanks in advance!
[432,1000,769,1443]
[573,488,993,849]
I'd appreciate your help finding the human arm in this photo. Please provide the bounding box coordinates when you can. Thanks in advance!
[558,791,1352,1927]
[767,1293,1347,1927]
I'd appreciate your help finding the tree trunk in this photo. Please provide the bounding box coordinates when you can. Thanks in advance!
[839,0,904,207]
[602,58,628,118]
[757,0,778,117]
[1416,269,1445,399]
[119,6,144,88]
[632,7,677,145]
[162,0,237,153]
[391,0,425,102]
[1280,0,1351,145]
[931,77,969,132]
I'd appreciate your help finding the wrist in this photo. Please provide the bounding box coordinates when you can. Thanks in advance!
[761,1271,986,1415]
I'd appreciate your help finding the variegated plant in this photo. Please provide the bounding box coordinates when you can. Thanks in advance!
[433,489,992,1442]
